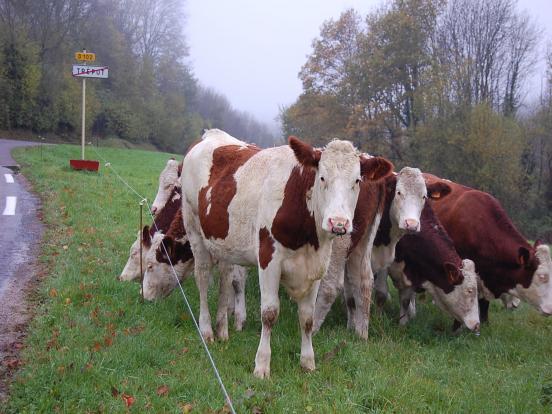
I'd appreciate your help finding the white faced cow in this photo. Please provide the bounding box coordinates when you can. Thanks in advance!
[180,129,392,378]
[313,167,447,336]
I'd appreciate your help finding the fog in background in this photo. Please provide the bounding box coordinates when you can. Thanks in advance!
[187,0,552,131]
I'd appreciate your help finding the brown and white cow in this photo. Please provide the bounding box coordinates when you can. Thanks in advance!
[180,129,393,378]
[118,183,182,282]
[424,173,552,319]
[313,167,444,336]
[387,202,480,332]
[141,209,248,334]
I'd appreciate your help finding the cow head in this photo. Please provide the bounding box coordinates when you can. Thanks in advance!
[289,136,393,236]
[151,158,181,215]
[388,167,428,233]
[426,259,480,333]
[118,226,152,282]
[141,233,194,301]
[514,243,552,315]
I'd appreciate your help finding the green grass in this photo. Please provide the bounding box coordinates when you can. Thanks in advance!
[5,143,552,413]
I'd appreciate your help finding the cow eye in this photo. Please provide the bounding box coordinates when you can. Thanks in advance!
[466,287,473,294]
[355,178,361,184]
[320,176,325,182]
[423,195,427,200]
[397,191,401,196]
[147,264,153,270]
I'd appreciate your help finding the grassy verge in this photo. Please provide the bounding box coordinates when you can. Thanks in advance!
[5,143,552,413]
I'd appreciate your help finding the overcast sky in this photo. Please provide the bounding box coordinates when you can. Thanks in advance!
[187,0,552,132]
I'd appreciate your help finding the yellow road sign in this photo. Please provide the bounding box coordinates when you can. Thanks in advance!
[75,52,96,61]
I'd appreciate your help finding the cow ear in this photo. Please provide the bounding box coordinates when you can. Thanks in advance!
[518,247,531,267]
[177,160,183,177]
[444,262,463,285]
[427,182,452,200]
[142,226,151,248]
[289,136,321,168]
[361,156,394,181]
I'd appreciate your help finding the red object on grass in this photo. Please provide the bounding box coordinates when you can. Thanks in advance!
[70,159,99,171]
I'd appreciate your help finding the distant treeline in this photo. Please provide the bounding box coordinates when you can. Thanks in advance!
[281,0,552,239]
[0,0,277,151]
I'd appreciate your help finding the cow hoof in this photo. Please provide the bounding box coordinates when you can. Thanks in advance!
[201,329,214,343]
[234,317,246,332]
[253,365,270,379]
[300,356,315,372]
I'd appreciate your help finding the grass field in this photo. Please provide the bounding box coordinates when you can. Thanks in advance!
[4,143,552,413]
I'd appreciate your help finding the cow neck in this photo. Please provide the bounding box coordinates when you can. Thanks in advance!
[374,177,400,247]
[150,185,182,236]
[350,180,385,253]
[198,144,261,240]
[271,164,320,251]
[396,202,461,294]
[167,209,186,240]
[156,240,193,265]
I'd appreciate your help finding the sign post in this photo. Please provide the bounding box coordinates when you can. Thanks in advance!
[70,49,108,171]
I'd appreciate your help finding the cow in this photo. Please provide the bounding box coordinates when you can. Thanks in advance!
[141,209,248,334]
[180,129,393,378]
[118,183,182,282]
[424,173,552,320]
[313,167,447,335]
[386,202,480,333]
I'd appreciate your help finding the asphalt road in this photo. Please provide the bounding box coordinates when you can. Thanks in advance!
[0,139,42,295]
[0,139,43,396]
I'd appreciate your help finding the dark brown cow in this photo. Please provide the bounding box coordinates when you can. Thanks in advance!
[389,203,480,332]
[424,173,552,319]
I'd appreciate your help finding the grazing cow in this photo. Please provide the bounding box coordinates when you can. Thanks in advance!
[118,184,182,282]
[141,210,248,334]
[151,158,182,215]
[387,202,480,332]
[424,173,552,319]
[313,167,447,335]
[180,129,392,377]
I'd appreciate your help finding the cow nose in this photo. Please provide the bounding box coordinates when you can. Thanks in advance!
[469,322,480,335]
[117,275,122,281]
[404,219,419,232]
[328,217,349,235]
[151,206,158,214]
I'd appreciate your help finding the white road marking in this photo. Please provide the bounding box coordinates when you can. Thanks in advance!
[2,196,16,215]
[4,174,14,183]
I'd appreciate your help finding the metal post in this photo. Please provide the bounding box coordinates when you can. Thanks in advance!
[81,77,86,160]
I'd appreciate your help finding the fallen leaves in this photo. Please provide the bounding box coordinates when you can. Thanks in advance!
[180,402,194,413]
[156,385,169,397]
[2,357,21,369]
[121,393,135,408]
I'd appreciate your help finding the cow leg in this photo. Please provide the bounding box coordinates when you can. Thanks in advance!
[298,280,320,372]
[374,268,391,309]
[181,202,215,342]
[231,266,247,331]
[215,262,233,341]
[479,298,490,323]
[313,252,345,333]
[343,251,373,339]
[398,287,416,325]
[254,262,281,379]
